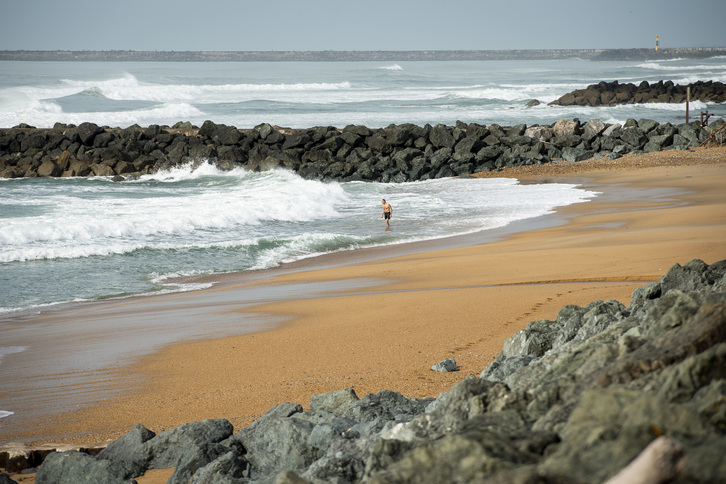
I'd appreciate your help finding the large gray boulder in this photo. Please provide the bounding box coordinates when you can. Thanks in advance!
[19,131,48,151]
[167,442,230,484]
[620,127,648,148]
[76,122,103,145]
[0,472,16,484]
[301,436,375,483]
[479,354,536,383]
[307,415,358,452]
[561,146,591,162]
[637,118,659,133]
[233,403,321,478]
[198,120,220,140]
[551,118,580,137]
[399,378,510,441]
[501,319,563,358]
[96,423,156,477]
[144,419,234,470]
[36,160,61,177]
[363,430,539,484]
[428,124,455,149]
[342,390,432,425]
[36,450,135,484]
[584,118,606,135]
[309,388,359,417]
[189,450,249,483]
[97,419,234,479]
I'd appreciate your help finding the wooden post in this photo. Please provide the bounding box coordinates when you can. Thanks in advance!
[686,87,690,124]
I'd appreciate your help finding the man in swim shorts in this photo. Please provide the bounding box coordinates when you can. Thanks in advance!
[381,199,392,228]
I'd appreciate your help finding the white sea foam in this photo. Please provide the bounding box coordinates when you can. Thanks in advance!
[0,346,28,364]
[66,76,355,104]
[0,101,205,131]
[60,72,140,90]
[636,62,726,72]
[249,231,368,270]
[0,165,348,263]
[137,160,246,182]
[379,64,404,71]
[671,74,726,85]
[642,100,707,110]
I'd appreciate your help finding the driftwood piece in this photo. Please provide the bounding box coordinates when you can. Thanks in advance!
[605,436,687,484]
[702,123,726,147]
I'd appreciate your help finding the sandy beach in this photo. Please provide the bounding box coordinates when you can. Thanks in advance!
[2,147,725,461]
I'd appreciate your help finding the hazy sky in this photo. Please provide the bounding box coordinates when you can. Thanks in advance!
[2,0,725,51]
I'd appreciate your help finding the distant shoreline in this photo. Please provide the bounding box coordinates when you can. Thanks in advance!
[1,47,725,62]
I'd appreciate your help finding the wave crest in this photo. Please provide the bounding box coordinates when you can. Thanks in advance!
[0,165,348,263]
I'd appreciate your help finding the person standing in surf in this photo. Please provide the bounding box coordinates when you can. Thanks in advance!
[381,199,392,228]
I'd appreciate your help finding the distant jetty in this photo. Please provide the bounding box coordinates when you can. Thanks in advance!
[1,47,725,62]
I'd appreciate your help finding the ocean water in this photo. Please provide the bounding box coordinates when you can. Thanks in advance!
[1,57,724,129]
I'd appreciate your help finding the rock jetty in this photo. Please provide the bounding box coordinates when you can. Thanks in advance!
[550,80,726,107]
[5,258,724,483]
[1,117,723,183]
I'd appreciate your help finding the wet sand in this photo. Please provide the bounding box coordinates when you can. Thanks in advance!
[1,147,725,454]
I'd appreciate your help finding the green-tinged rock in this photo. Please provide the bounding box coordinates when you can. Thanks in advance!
[366,431,538,484]
[310,388,359,417]
[36,450,135,484]
[542,388,710,482]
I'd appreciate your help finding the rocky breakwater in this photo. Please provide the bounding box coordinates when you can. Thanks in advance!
[549,80,726,107]
[1,117,723,183]
[9,257,724,483]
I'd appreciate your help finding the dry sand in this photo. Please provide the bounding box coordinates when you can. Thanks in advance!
[2,148,725,480]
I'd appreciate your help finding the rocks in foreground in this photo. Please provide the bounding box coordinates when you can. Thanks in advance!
[27,258,726,483]
[1,115,723,183]
[550,80,726,107]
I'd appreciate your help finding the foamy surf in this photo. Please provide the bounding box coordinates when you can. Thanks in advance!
[2,57,724,129]
[0,163,598,312]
